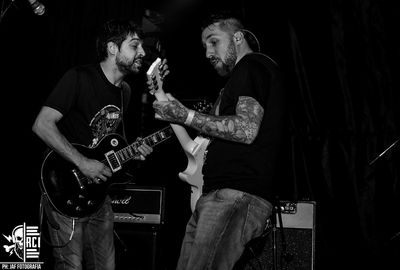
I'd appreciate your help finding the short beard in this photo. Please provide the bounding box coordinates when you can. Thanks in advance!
[116,55,139,75]
[217,40,237,77]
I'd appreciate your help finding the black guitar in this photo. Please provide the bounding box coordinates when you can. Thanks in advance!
[40,100,212,219]
[40,126,173,219]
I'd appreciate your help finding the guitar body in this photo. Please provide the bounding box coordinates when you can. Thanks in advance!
[178,136,210,212]
[40,134,132,219]
[147,58,213,212]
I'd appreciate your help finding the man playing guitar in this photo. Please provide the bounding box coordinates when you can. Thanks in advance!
[149,12,288,270]
[32,19,168,270]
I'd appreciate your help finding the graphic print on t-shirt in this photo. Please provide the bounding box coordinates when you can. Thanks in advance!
[89,105,121,147]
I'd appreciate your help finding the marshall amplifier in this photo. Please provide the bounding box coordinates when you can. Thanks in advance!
[109,184,165,225]
[236,200,316,270]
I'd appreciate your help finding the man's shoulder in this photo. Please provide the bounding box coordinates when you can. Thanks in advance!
[73,63,98,74]
[235,53,279,77]
[242,53,278,69]
[66,64,103,83]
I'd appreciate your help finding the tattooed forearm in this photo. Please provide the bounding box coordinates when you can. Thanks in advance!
[155,99,188,123]
[190,96,264,144]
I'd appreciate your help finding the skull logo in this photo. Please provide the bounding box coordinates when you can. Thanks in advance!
[2,225,24,260]
[12,225,24,259]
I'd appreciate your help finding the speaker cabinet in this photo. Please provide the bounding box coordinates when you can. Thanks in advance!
[114,223,162,270]
[235,200,316,270]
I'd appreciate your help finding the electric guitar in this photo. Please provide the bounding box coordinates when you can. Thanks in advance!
[147,58,212,212]
[40,98,212,219]
[40,126,174,218]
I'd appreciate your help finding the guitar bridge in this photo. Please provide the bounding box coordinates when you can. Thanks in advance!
[105,151,122,172]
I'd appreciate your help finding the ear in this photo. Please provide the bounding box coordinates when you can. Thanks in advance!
[233,31,244,45]
[107,41,118,56]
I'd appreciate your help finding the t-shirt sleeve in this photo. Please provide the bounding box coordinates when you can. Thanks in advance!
[230,59,272,106]
[44,68,79,116]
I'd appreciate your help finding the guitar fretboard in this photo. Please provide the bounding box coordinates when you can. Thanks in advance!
[116,126,173,164]
[70,126,174,183]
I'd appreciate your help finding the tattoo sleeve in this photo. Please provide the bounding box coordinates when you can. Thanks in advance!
[156,99,188,123]
[190,96,264,144]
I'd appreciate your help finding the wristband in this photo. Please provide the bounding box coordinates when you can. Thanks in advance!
[184,110,195,126]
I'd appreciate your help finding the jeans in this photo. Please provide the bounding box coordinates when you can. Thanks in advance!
[44,195,115,270]
[176,188,273,270]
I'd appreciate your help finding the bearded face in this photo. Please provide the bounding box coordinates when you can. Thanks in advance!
[115,53,142,75]
[209,38,238,77]
[114,34,145,75]
[221,38,237,76]
[202,23,239,77]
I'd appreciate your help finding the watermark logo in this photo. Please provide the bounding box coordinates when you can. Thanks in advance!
[1,223,43,269]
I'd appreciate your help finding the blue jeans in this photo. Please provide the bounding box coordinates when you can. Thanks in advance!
[44,195,115,270]
[176,188,273,270]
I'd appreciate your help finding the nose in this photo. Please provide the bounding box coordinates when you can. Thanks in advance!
[138,44,146,57]
[204,43,215,59]
[205,49,213,59]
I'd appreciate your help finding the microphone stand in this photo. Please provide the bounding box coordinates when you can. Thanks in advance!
[271,204,278,270]
[368,138,400,258]
[369,139,399,166]
[272,199,287,270]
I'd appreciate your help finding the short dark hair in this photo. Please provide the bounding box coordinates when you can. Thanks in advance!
[200,12,244,35]
[201,12,260,52]
[96,18,144,61]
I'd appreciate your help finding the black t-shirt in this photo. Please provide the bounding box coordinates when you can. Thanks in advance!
[44,64,131,147]
[202,53,287,201]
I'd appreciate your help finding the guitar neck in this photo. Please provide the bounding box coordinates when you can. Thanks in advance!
[147,58,201,155]
[171,124,200,154]
[153,92,199,154]
[115,126,174,165]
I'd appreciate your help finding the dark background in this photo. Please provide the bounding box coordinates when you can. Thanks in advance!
[1,0,399,269]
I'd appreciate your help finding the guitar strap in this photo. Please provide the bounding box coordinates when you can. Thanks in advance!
[80,65,131,141]
[210,88,224,116]
[197,88,224,144]
[120,92,126,139]
[119,83,130,140]
[119,83,137,179]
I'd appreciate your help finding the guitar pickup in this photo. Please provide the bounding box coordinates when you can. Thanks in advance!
[105,150,122,172]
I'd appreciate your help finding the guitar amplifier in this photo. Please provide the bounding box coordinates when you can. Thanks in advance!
[109,184,165,225]
[237,200,316,270]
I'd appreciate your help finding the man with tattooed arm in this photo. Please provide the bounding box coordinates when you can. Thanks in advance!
[152,13,287,270]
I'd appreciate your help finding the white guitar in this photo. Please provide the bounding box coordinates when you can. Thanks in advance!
[146,58,211,212]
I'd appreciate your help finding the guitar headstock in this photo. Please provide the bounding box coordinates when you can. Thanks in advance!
[146,57,164,98]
